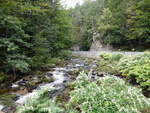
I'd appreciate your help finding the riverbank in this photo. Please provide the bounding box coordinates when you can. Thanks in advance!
[0,58,70,113]
[1,54,150,113]
[16,56,150,113]
[0,57,96,113]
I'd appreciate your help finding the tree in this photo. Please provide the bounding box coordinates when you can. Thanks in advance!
[127,0,150,47]
[0,0,72,75]
[97,8,114,44]
[70,0,150,50]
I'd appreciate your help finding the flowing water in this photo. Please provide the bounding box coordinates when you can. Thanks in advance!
[0,58,93,113]
[0,105,4,111]
[16,58,88,104]
[16,68,67,104]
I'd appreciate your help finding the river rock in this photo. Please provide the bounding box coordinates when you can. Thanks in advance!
[47,72,53,76]
[48,85,65,98]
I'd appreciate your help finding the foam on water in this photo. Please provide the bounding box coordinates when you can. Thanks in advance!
[75,64,84,67]
[0,104,4,111]
[11,84,19,88]
[16,90,38,104]
[16,59,86,105]
[16,68,67,105]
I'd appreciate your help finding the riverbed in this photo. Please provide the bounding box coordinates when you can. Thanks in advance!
[0,58,96,113]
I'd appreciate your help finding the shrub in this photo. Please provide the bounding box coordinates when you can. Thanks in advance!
[58,50,72,60]
[0,74,6,83]
[100,53,111,60]
[100,53,123,62]
[109,53,123,62]
[42,58,61,69]
[17,89,64,113]
[7,58,30,73]
[117,53,150,89]
[67,72,150,113]
[17,72,150,113]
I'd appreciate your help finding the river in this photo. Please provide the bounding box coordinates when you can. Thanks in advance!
[0,58,96,113]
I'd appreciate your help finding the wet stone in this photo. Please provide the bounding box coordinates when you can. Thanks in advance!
[0,58,97,113]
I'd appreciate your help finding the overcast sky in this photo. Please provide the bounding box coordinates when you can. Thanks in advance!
[61,0,83,8]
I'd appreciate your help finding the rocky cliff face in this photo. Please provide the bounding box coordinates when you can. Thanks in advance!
[90,40,112,51]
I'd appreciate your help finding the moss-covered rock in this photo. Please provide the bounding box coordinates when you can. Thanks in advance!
[68,69,83,80]
[25,75,53,91]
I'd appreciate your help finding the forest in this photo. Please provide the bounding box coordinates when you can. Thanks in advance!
[0,0,150,113]
[0,0,72,77]
[0,0,150,77]
[70,0,150,50]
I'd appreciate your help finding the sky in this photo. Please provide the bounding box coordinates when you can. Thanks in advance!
[61,0,83,8]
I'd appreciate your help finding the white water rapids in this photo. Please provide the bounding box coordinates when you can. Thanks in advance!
[16,68,66,104]
[0,105,4,111]
[16,59,85,105]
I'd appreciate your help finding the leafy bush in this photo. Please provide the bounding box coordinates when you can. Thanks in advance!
[100,53,123,62]
[7,55,30,73]
[45,58,61,68]
[17,72,150,113]
[58,50,72,60]
[0,74,6,83]
[17,89,64,113]
[67,72,150,113]
[117,53,150,89]
[109,53,123,62]
[100,53,111,60]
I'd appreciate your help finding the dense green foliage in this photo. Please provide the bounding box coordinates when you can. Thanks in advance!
[127,0,150,47]
[69,0,150,50]
[17,72,150,113]
[68,73,150,113]
[117,53,150,90]
[1,1,150,113]
[69,2,94,50]
[0,0,72,75]
[99,52,150,93]
[100,53,124,61]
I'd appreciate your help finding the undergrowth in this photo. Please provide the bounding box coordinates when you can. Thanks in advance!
[100,52,150,95]
[17,89,64,113]
[67,72,150,113]
[117,53,150,90]
[17,72,150,113]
